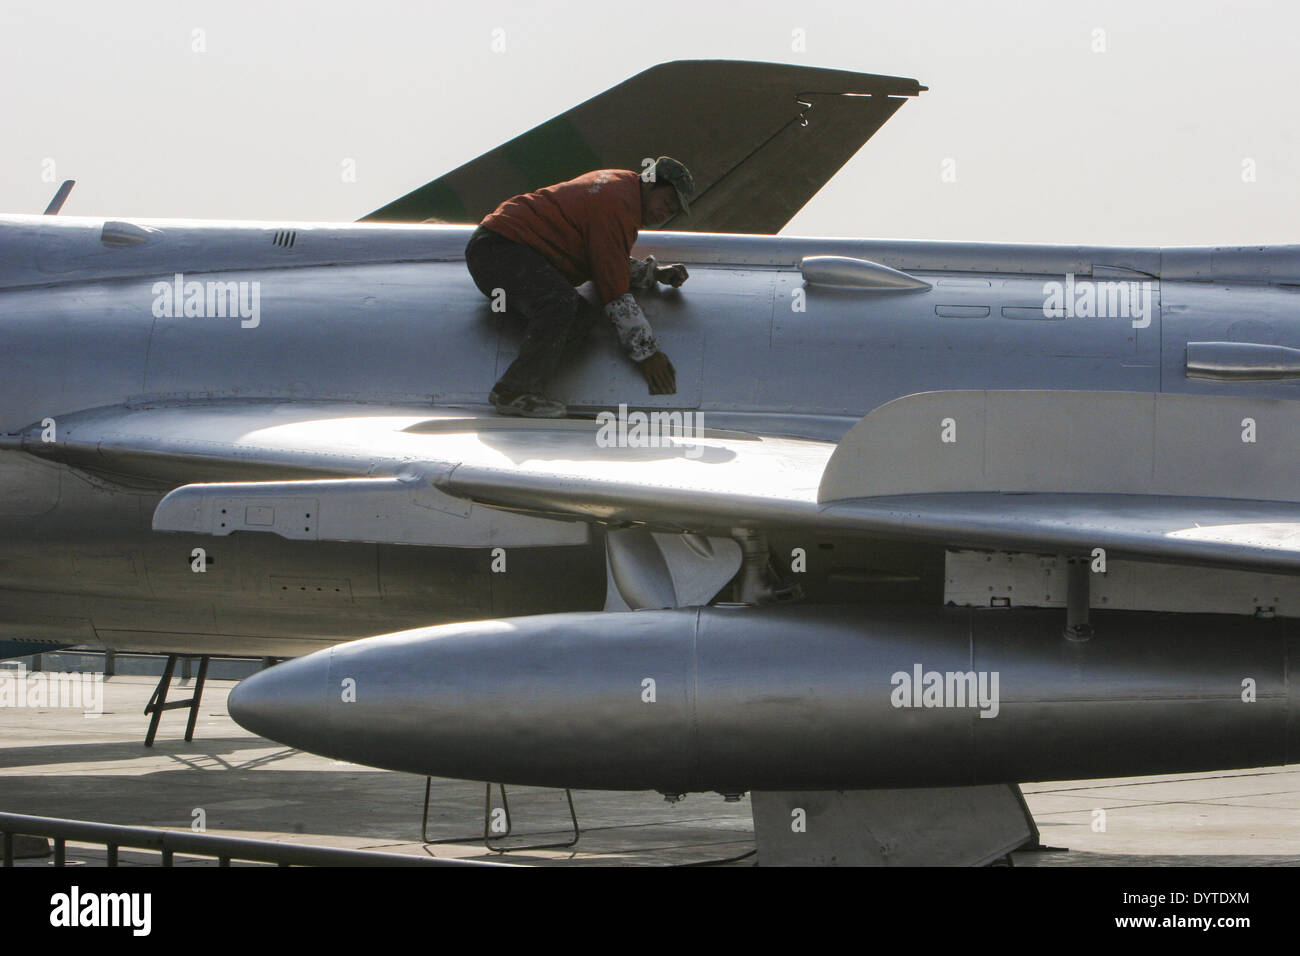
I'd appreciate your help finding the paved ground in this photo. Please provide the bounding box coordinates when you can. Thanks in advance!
[1,673,1297,866]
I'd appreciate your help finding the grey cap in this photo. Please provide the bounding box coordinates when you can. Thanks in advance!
[651,156,695,217]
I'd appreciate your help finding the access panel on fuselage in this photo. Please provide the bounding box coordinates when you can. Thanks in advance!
[142,261,501,406]
[752,272,1160,416]
[1160,280,1300,402]
[0,282,153,431]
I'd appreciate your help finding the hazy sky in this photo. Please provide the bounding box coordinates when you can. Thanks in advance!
[2,0,1296,244]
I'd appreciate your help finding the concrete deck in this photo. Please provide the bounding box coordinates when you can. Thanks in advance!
[1,674,1297,866]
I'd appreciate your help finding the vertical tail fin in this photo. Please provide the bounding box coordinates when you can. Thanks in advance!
[361,60,925,234]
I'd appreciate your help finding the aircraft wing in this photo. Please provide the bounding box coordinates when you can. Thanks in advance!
[12,390,1299,574]
[361,59,926,234]
[433,389,1300,574]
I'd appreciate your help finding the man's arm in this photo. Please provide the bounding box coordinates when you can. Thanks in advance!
[616,263,678,394]
[586,185,677,393]
[589,216,660,360]
[606,290,676,394]
[604,293,659,362]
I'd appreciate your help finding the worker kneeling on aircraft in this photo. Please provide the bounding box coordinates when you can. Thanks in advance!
[464,156,695,418]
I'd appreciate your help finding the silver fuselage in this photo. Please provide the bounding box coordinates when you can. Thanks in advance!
[2,215,1297,655]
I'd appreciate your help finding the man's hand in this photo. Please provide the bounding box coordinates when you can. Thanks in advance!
[655,264,689,288]
[637,351,677,395]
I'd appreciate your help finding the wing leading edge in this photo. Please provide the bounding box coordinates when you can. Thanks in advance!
[13,391,1299,574]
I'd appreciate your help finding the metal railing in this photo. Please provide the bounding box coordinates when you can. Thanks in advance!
[0,811,508,867]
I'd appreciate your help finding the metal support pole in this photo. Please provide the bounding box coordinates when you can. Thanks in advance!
[143,655,178,747]
[1064,557,1094,641]
[482,784,580,853]
[732,528,772,604]
[184,657,210,743]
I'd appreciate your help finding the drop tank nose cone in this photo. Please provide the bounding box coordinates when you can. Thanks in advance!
[227,650,334,750]
[226,611,705,787]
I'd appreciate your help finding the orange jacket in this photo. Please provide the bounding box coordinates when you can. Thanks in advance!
[481,169,642,305]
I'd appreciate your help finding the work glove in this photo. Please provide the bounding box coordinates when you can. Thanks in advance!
[655,264,689,288]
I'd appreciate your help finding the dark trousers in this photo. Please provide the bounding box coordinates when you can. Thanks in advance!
[464,225,598,396]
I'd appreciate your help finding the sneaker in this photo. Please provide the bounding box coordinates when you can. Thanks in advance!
[489,388,567,418]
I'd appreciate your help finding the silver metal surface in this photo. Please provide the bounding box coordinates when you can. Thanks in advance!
[799,255,932,290]
[8,57,1300,864]
[228,603,1298,792]
[0,87,1297,663]
[818,390,1300,502]
[1187,341,1300,381]
[154,476,589,548]
[602,529,741,610]
[944,549,1300,617]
